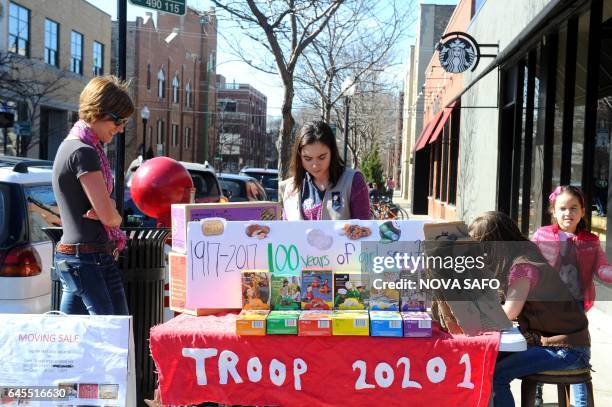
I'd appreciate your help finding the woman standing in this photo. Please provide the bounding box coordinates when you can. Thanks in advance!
[52,75,134,315]
[279,121,370,220]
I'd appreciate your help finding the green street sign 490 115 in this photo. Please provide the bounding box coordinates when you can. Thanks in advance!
[129,0,185,15]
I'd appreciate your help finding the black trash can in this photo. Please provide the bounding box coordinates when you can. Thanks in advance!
[42,226,170,406]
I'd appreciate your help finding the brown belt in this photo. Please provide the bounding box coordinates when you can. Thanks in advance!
[56,242,114,255]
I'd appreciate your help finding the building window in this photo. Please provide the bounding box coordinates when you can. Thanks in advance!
[172,76,180,104]
[44,19,58,67]
[8,2,30,57]
[208,52,215,71]
[92,41,104,76]
[184,127,192,149]
[171,124,179,147]
[157,120,164,145]
[158,69,165,98]
[185,82,192,107]
[70,31,83,75]
[146,64,151,90]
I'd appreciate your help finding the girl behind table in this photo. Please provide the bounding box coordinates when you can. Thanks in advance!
[279,121,370,220]
[468,211,590,407]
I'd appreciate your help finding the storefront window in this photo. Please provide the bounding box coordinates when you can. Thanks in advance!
[552,25,567,187]
[571,12,591,186]
[594,4,612,243]
[529,46,545,235]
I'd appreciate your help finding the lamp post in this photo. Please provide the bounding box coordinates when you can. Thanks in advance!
[140,105,150,159]
[341,76,356,165]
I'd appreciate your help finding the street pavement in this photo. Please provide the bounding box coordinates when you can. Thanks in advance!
[392,192,612,406]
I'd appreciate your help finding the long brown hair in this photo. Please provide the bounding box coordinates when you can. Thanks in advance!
[469,211,546,293]
[290,121,345,191]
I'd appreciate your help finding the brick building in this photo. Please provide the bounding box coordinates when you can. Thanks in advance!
[0,0,111,159]
[114,7,217,167]
[216,74,267,173]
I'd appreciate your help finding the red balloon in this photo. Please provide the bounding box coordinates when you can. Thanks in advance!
[130,157,193,225]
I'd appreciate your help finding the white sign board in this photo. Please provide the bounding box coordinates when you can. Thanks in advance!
[0,314,132,406]
[185,219,426,308]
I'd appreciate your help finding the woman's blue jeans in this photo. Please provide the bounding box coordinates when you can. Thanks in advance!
[55,251,129,316]
[493,345,590,407]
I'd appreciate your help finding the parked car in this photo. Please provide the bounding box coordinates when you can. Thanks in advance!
[239,167,279,201]
[0,156,57,314]
[124,158,226,226]
[217,173,268,202]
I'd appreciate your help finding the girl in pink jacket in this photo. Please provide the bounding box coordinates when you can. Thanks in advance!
[532,185,612,312]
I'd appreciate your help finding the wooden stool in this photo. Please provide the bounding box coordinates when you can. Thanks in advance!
[521,367,594,407]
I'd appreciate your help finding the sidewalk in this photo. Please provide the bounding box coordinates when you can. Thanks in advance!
[392,192,612,405]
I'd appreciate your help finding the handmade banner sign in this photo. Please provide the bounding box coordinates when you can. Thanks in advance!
[150,313,499,407]
[184,220,426,308]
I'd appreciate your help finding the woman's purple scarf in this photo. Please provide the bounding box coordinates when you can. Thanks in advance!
[69,120,126,251]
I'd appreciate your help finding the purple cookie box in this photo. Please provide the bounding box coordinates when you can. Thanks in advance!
[401,312,432,337]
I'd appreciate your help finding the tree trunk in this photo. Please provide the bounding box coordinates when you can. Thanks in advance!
[278,82,295,179]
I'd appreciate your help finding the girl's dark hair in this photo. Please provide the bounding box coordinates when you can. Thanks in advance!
[469,211,547,293]
[290,121,345,191]
[548,185,588,231]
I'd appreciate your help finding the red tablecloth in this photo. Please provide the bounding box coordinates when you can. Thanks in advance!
[150,313,500,407]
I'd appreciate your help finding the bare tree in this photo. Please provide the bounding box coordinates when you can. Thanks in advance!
[1,51,70,156]
[211,0,345,178]
[295,0,412,123]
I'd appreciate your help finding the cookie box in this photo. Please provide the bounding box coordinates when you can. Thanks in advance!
[171,202,280,252]
[236,310,269,335]
[369,311,403,337]
[332,310,369,336]
[266,311,301,334]
[298,310,332,336]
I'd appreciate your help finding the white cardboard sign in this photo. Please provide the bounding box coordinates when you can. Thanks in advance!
[185,219,425,308]
[0,314,133,406]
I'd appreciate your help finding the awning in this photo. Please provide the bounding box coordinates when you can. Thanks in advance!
[428,101,457,145]
[412,108,444,152]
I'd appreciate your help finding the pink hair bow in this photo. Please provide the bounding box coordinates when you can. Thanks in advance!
[548,186,564,203]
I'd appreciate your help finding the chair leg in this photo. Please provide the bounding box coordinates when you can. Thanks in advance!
[586,379,595,407]
[521,379,537,407]
[557,384,570,407]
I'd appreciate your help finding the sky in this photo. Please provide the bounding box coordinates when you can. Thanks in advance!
[87,0,458,118]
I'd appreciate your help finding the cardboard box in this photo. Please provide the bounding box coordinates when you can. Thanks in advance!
[171,202,281,252]
[369,271,400,311]
[169,252,234,316]
[333,272,368,310]
[298,311,332,336]
[242,270,271,310]
[301,269,333,310]
[236,310,269,336]
[270,275,302,310]
[332,310,369,336]
[266,311,300,334]
[369,311,403,337]
[402,312,432,338]
[399,270,427,312]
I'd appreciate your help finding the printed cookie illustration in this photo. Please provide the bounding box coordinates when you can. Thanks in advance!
[343,224,372,240]
[246,224,271,239]
[201,218,224,236]
[379,221,401,243]
[306,228,334,250]
[260,208,276,220]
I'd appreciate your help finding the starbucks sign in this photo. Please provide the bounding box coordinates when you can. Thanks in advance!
[437,32,480,73]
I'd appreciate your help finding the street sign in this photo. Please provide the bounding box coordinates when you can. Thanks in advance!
[14,121,31,137]
[128,0,186,15]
